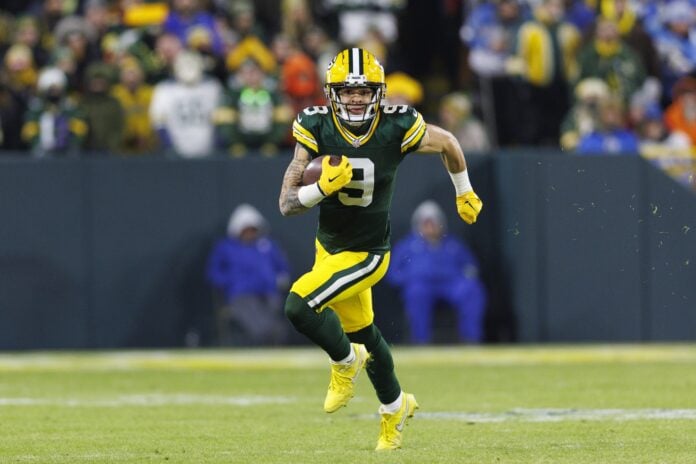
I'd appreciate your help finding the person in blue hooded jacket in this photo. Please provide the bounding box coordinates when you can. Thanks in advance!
[206,203,290,345]
[388,200,487,344]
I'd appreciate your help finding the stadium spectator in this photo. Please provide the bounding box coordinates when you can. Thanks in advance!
[461,0,528,146]
[162,0,224,56]
[83,0,112,43]
[3,43,38,101]
[279,41,324,117]
[185,20,228,83]
[226,34,276,78]
[509,0,581,146]
[81,62,124,153]
[206,203,290,346]
[150,33,184,83]
[576,95,639,155]
[597,0,661,79]
[651,0,696,104]
[637,104,694,188]
[438,92,490,152]
[560,78,611,151]
[576,17,646,104]
[228,1,266,41]
[301,25,339,84]
[21,66,87,156]
[324,0,405,46]
[627,78,663,130]
[383,72,424,108]
[214,58,292,157]
[111,55,156,154]
[0,75,28,151]
[12,16,50,69]
[149,50,221,157]
[563,0,596,35]
[281,0,314,45]
[665,76,696,147]
[36,0,70,51]
[388,200,487,344]
[461,0,529,75]
[53,15,101,92]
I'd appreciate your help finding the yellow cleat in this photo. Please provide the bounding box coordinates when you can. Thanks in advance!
[375,392,419,451]
[323,343,369,413]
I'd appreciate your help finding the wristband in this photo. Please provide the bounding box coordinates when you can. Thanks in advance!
[448,169,473,195]
[298,183,325,207]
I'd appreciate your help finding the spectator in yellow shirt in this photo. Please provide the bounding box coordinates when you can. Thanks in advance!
[111,56,155,154]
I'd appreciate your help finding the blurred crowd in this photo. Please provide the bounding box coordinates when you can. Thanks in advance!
[0,0,694,187]
[463,0,696,188]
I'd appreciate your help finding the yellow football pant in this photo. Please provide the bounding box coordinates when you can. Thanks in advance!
[290,240,390,333]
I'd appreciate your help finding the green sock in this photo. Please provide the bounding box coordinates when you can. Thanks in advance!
[348,324,401,404]
[284,292,351,361]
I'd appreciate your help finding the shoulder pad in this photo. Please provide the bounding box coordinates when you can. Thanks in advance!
[297,105,330,123]
[380,105,426,153]
[381,104,420,128]
[293,106,330,154]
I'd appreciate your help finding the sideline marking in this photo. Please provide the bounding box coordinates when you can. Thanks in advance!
[1,345,695,372]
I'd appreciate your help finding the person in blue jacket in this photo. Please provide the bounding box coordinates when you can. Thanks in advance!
[576,95,640,156]
[387,200,487,344]
[206,203,290,345]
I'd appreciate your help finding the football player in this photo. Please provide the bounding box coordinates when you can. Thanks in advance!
[278,48,483,451]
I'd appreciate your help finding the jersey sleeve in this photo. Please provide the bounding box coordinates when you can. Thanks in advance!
[291,108,322,155]
[398,107,427,155]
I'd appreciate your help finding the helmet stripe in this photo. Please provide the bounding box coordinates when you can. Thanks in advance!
[351,48,361,76]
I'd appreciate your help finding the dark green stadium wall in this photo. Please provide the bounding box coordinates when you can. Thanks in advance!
[0,153,694,348]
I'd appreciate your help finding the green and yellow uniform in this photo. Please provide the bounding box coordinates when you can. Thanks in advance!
[289,103,425,332]
[284,48,428,419]
[293,103,426,254]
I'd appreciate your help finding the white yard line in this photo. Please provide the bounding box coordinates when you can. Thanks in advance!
[2,393,695,424]
[0,394,296,407]
[363,408,696,423]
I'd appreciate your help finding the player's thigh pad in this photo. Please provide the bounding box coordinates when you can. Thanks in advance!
[290,241,390,332]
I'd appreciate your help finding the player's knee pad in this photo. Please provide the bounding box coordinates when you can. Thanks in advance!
[284,292,310,324]
[284,292,326,333]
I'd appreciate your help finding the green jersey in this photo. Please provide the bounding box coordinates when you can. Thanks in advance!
[292,104,426,254]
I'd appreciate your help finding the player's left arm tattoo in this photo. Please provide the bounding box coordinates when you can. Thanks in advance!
[279,144,312,216]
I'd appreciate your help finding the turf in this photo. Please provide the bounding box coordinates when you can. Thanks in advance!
[1,345,695,463]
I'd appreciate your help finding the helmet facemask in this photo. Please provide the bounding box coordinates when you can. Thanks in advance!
[326,81,384,126]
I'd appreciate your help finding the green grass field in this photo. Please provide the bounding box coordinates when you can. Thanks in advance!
[2,345,696,463]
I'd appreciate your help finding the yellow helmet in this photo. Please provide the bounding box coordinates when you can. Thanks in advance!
[325,48,386,124]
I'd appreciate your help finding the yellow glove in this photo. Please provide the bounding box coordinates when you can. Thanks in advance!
[318,155,353,196]
[456,191,483,224]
